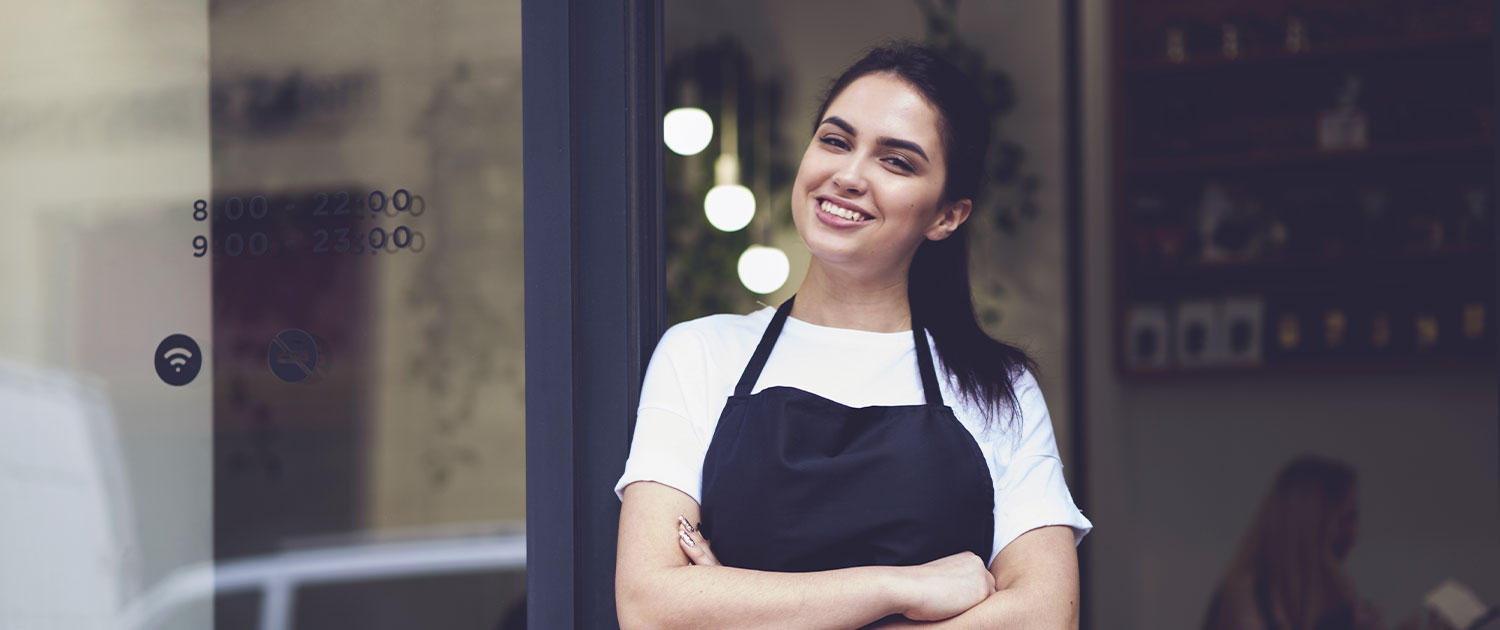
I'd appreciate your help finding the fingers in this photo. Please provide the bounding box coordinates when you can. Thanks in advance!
[677,515,719,566]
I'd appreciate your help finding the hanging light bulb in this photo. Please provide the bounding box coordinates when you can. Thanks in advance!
[738,245,789,294]
[704,186,755,232]
[705,154,755,232]
[704,68,755,233]
[663,107,713,156]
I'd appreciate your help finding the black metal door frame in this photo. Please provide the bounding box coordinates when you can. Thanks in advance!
[522,0,662,627]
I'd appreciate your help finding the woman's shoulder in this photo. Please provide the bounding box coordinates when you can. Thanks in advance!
[940,363,1051,450]
[937,357,1042,406]
[653,307,775,360]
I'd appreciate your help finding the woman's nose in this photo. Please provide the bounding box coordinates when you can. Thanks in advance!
[831,162,868,195]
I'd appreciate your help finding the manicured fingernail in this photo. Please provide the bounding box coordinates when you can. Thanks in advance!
[679,530,696,548]
[678,515,695,533]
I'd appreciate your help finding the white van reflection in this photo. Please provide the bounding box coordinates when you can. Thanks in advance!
[1,358,524,630]
[119,532,526,630]
[2,359,142,629]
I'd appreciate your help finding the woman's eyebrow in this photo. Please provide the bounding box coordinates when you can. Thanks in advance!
[877,137,929,163]
[821,116,930,164]
[822,116,856,136]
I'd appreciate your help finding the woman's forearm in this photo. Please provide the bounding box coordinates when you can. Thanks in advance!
[876,527,1081,630]
[617,562,905,630]
[617,482,908,629]
[870,584,1076,630]
[616,482,993,630]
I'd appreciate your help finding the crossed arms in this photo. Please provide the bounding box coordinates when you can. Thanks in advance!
[616,481,1080,630]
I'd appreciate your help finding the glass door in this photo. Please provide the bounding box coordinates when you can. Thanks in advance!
[1,1,529,628]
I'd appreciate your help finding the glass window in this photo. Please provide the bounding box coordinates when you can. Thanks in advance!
[0,2,526,628]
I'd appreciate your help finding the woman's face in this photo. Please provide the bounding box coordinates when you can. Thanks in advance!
[791,73,969,277]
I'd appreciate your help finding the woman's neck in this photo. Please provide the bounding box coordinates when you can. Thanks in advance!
[790,259,911,332]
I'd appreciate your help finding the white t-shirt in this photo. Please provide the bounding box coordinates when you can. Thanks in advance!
[615,307,1092,564]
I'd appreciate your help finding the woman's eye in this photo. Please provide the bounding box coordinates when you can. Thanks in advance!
[819,136,849,150]
[884,156,915,173]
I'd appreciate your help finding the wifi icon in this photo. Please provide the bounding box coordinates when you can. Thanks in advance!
[164,348,192,370]
[155,334,203,386]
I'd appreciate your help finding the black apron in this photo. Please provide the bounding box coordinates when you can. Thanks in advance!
[699,296,994,572]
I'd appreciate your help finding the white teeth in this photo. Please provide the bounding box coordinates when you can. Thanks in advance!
[820,200,866,222]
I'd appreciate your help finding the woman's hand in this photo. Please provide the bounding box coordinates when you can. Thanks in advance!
[677,515,720,566]
[896,551,996,621]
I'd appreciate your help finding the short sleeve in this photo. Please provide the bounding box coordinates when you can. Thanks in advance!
[988,370,1092,561]
[614,324,718,504]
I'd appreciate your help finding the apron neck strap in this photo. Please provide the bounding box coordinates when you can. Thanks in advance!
[734,296,796,396]
[735,295,946,406]
[911,321,944,406]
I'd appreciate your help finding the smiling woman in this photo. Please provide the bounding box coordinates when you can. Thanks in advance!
[615,43,1090,630]
[795,75,953,267]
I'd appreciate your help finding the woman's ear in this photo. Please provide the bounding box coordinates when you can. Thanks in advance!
[926,198,973,241]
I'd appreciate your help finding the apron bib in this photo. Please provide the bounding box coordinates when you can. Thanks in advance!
[699,296,994,572]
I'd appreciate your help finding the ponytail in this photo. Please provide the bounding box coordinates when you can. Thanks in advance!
[909,223,1034,431]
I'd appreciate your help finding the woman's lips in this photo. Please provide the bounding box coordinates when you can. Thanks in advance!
[815,198,871,228]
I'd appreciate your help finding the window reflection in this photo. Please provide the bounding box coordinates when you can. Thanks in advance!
[1,0,525,628]
[208,1,525,628]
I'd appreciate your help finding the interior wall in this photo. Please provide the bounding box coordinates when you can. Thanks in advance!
[1081,2,1500,629]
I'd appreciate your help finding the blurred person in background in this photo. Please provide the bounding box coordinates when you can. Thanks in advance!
[1203,455,1453,630]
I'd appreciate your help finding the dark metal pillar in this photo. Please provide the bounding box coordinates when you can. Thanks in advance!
[523,0,662,626]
